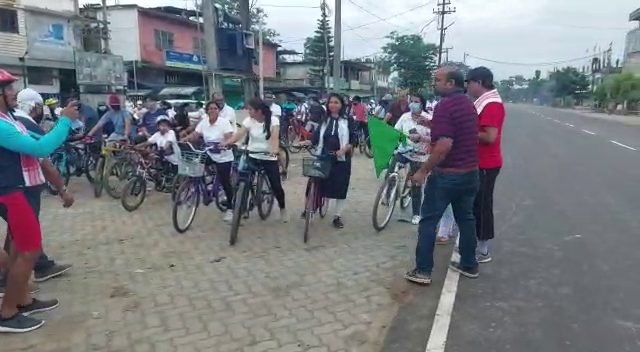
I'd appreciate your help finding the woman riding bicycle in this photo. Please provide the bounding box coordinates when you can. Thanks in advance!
[222,98,288,222]
[393,94,432,225]
[303,93,356,229]
[183,101,237,222]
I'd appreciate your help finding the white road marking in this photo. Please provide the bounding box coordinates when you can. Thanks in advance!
[564,123,574,127]
[425,252,461,352]
[581,129,596,135]
[610,140,637,151]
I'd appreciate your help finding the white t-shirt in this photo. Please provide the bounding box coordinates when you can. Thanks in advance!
[219,104,237,131]
[269,104,282,118]
[242,116,280,161]
[149,130,179,165]
[394,111,431,162]
[195,117,235,163]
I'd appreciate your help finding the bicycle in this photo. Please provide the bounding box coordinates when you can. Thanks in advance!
[355,124,373,159]
[287,119,316,155]
[229,148,275,246]
[120,147,175,212]
[301,155,332,243]
[171,143,239,233]
[92,139,132,199]
[371,150,413,231]
[46,141,82,195]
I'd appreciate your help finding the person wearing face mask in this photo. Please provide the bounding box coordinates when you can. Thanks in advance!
[394,95,432,225]
[385,91,410,126]
[85,94,133,143]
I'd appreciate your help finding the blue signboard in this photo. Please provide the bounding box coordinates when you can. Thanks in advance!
[164,50,206,70]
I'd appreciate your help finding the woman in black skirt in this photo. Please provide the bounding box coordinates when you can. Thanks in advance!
[309,93,356,228]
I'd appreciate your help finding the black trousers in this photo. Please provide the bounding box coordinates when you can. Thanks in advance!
[473,167,500,241]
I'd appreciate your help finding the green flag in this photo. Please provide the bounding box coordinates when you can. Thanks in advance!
[367,116,407,178]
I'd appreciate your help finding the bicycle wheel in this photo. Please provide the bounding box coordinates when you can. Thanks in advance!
[363,136,373,159]
[230,181,249,246]
[319,196,329,218]
[84,153,99,184]
[121,175,147,212]
[399,176,412,210]
[278,145,290,177]
[303,181,316,243]
[256,173,274,220]
[93,157,105,198]
[47,153,70,195]
[171,174,187,201]
[104,158,131,199]
[372,174,399,231]
[172,179,200,233]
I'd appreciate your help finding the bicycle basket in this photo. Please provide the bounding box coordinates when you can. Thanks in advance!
[302,157,332,179]
[177,150,207,177]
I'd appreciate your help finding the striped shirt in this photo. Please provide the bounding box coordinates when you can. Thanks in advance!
[430,90,479,169]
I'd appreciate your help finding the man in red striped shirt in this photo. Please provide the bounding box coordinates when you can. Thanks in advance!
[466,67,505,263]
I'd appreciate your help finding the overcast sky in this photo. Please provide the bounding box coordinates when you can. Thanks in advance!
[91,0,638,79]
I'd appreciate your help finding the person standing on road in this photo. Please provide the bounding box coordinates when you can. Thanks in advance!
[406,67,480,285]
[466,67,505,263]
[384,90,410,126]
[306,93,356,229]
[0,70,79,332]
[212,93,237,131]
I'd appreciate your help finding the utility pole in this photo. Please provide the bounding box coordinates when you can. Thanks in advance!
[202,0,222,94]
[433,0,455,66]
[332,0,342,93]
[442,46,453,63]
[463,52,468,65]
[321,0,330,92]
[101,0,109,53]
[238,0,256,98]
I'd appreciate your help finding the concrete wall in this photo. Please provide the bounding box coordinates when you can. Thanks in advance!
[137,11,199,66]
[104,7,141,62]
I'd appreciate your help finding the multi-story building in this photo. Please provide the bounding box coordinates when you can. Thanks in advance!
[97,4,276,104]
[624,8,640,73]
[273,59,390,97]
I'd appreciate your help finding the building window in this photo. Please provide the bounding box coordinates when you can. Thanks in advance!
[0,8,19,34]
[154,29,174,51]
[27,67,55,86]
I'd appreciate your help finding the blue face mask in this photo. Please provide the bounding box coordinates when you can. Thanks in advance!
[409,102,422,113]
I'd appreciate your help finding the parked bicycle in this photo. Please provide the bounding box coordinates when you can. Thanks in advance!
[91,139,133,199]
[171,142,239,233]
[371,150,413,231]
[228,148,275,246]
[301,155,332,243]
[287,119,316,155]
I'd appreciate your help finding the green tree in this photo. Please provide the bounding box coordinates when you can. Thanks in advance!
[303,14,334,89]
[215,0,279,39]
[380,31,437,92]
[549,67,590,104]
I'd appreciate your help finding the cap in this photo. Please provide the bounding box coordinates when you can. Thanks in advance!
[466,66,494,85]
[108,94,120,106]
[156,115,171,124]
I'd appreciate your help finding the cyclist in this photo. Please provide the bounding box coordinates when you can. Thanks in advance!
[0,69,78,332]
[85,94,133,143]
[394,95,432,225]
[305,96,324,132]
[303,93,356,229]
[222,97,288,222]
[135,115,179,176]
[351,96,369,147]
[183,101,236,222]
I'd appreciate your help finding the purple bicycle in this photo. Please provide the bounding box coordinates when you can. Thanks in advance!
[171,142,238,233]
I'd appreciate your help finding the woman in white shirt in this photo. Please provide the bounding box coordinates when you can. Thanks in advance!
[183,102,236,222]
[223,98,288,222]
[394,95,431,225]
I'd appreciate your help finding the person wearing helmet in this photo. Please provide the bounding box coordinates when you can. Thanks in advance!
[0,69,79,333]
[85,94,133,143]
[136,115,178,168]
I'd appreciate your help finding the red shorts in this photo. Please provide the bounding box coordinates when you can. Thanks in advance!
[0,190,42,252]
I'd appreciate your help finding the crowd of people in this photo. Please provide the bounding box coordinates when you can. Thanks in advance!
[0,63,505,333]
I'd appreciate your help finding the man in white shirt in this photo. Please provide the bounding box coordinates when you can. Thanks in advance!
[212,92,237,131]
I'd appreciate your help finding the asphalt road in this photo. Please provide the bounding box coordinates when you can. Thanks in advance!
[382,104,640,352]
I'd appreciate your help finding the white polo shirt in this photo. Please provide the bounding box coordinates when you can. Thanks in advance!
[219,104,237,131]
[243,115,280,161]
[195,117,235,163]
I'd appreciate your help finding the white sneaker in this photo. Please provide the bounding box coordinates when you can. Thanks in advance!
[411,215,421,225]
[223,210,233,223]
[280,209,290,223]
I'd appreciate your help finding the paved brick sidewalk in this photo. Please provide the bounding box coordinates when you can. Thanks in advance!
[3,154,417,352]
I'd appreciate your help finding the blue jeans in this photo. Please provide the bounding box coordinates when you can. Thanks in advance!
[416,169,480,273]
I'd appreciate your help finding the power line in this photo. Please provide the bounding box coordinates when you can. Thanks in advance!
[466,53,608,67]
[433,0,455,66]
[346,0,411,32]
